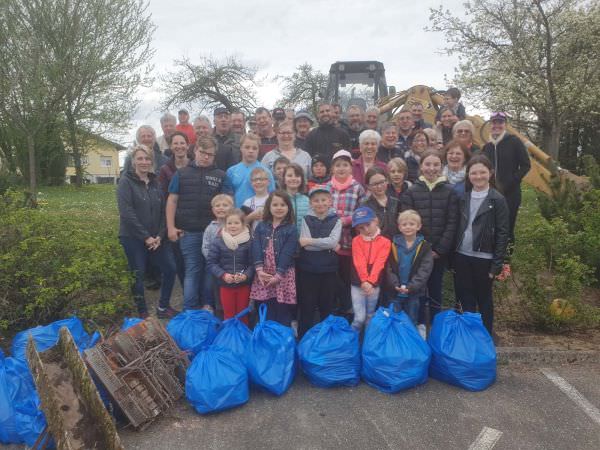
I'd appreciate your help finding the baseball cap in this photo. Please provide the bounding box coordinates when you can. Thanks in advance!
[352,206,376,228]
[294,111,314,125]
[308,185,331,197]
[214,107,230,116]
[331,149,352,164]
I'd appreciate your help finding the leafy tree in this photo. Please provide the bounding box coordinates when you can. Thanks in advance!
[429,0,600,162]
[277,63,328,117]
[162,55,259,115]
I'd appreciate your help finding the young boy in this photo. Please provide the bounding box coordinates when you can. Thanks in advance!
[241,167,270,231]
[224,133,276,207]
[272,156,290,190]
[297,186,342,337]
[201,194,235,313]
[306,154,331,191]
[350,206,391,332]
[386,210,434,337]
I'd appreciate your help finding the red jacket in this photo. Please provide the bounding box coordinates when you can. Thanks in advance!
[176,123,196,145]
[351,233,391,286]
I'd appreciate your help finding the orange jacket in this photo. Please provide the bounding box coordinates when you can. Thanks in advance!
[351,234,391,286]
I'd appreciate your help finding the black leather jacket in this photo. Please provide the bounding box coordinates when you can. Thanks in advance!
[456,188,510,274]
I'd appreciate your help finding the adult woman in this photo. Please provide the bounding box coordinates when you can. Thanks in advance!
[352,129,387,186]
[361,167,400,238]
[454,154,509,334]
[158,131,190,195]
[261,121,312,179]
[452,120,480,154]
[442,139,471,195]
[376,122,402,163]
[404,130,429,182]
[437,107,459,145]
[117,145,178,318]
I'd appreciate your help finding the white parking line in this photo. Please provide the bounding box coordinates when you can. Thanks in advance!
[468,427,503,450]
[541,368,600,427]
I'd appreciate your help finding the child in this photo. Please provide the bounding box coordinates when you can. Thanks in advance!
[224,133,276,207]
[283,163,310,233]
[250,190,298,326]
[242,167,270,232]
[401,150,458,327]
[327,149,366,316]
[386,157,411,201]
[307,154,331,191]
[435,87,466,122]
[454,154,509,334]
[350,206,391,332]
[386,210,434,334]
[201,194,234,313]
[272,156,290,190]
[207,209,254,324]
[297,186,342,337]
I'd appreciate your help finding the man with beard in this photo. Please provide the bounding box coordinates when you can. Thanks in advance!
[396,110,415,154]
[255,107,278,159]
[293,111,314,151]
[304,103,351,163]
[376,122,403,163]
[342,105,365,158]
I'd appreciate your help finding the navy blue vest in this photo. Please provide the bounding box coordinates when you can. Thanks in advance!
[297,213,339,273]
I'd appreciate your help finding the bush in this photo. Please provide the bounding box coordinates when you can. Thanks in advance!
[0,190,133,337]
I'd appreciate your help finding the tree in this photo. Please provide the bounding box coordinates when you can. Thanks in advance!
[162,56,259,116]
[429,0,600,161]
[277,63,328,118]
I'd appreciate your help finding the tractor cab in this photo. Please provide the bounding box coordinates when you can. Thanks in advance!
[324,61,393,111]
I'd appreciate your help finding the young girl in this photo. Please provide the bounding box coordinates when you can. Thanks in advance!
[306,154,331,191]
[327,149,366,316]
[283,163,310,233]
[401,150,458,330]
[386,157,411,201]
[361,167,400,238]
[250,191,298,326]
[242,167,270,232]
[454,154,509,335]
[207,209,254,324]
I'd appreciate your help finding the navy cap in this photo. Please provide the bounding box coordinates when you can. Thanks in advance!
[352,206,377,228]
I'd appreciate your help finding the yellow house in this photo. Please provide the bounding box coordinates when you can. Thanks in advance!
[65,135,125,184]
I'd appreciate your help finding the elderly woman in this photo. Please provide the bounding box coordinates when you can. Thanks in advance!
[376,122,403,163]
[443,139,471,195]
[452,119,480,154]
[117,145,178,318]
[361,166,400,238]
[261,120,312,179]
[123,125,167,174]
[352,129,387,186]
[404,129,429,182]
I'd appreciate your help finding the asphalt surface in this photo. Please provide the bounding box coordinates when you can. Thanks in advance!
[114,365,600,450]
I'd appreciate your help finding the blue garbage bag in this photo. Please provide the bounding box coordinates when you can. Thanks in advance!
[185,345,249,414]
[298,315,360,387]
[11,317,94,362]
[212,308,251,365]
[362,308,431,393]
[428,310,496,391]
[121,317,144,331]
[166,310,221,358]
[247,304,296,396]
[0,350,46,446]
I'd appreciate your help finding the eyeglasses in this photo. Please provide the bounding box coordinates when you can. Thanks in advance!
[368,179,387,188]
[278,131,294,135]
[456,129,471,134]
[198,150,216,157]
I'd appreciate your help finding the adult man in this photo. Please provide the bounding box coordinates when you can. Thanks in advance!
[396,110,415,154]
[193,114,236,171]
[272,107,287,133]
[293,110,314,151]
[157,113,177,154]
[176,109,196,146]
[304,103,351,163]
[343,105,365,157]
[255,107,278,159]
[365,106,380,131]
[231,110,246,135]
[166,137,227,309]
[482,112,531,244]
[123,125,167,173]
[376,122,403,163]
[331,103,342,127]
[411,103,432,129]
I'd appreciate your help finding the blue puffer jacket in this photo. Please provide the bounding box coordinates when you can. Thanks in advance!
[207,238,254,286]
[252,221,298,275]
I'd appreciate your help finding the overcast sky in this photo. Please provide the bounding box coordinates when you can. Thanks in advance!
[124,0,466,146]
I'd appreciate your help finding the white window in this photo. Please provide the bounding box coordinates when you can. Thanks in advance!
[100,157,112,168]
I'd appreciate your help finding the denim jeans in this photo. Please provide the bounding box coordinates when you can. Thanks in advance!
[179,231,205,309]
[390,295,419,325]
[350,285,380,332]
[119,236,176,313]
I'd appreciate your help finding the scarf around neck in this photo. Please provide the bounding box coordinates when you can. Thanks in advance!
[222,228,251,250]
[331,175,354,191]
[360,227,381,242]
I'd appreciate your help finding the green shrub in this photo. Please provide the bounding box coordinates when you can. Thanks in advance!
[0,189,133,337]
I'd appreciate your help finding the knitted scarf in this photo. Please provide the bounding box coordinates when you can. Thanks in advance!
[222,228,251,250]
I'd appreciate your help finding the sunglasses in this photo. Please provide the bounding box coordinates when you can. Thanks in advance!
[490,112,507,120]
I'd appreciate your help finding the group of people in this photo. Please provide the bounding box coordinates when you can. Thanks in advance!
[117,91,531,339]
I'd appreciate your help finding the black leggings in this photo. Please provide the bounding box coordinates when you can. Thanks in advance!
[297,270,337,337]
[453,253,494,334]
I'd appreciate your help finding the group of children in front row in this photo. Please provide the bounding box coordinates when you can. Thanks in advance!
[204,147,509,340]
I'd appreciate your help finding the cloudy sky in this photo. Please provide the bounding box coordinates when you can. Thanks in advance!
[125,0,466,146]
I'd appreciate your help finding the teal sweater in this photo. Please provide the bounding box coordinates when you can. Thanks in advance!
[289,192,310,234]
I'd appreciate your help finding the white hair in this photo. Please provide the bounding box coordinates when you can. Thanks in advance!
[159,112,176,125]
[135,125,156,143]
[193,114,212,126]
[365,106,380,115]
[359,129,381,146]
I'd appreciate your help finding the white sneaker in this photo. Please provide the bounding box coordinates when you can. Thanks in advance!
[417,324,427,340]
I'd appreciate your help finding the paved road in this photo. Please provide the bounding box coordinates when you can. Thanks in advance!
[116,364,600,450]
